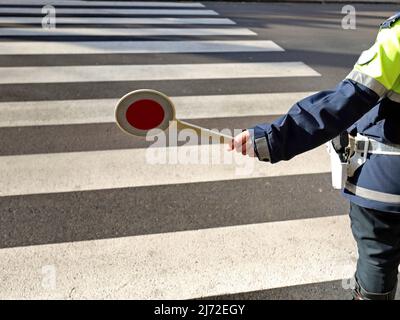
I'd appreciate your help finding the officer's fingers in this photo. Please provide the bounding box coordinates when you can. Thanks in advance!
[227,138,235,151]
[242,138,255,157]
[237,131,252,155]
[228,131,245,152]
[241,141,248,155]
[233,131,250,151]
[246,141,256,157]
[241,139,248,155]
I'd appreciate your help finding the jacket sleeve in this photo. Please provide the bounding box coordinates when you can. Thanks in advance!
[249,80,380,163]
[249,20,400,164]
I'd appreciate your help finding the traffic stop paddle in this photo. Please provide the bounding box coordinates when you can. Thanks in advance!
[115,89,234,143]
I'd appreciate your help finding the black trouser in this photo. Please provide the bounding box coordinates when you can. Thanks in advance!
[350,202,400,299]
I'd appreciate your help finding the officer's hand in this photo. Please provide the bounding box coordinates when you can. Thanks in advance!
[228,130,255,157]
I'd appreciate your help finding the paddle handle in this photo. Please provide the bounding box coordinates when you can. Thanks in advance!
[177,120,233,144]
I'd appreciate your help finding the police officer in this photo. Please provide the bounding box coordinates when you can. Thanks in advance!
[229,13,400,300]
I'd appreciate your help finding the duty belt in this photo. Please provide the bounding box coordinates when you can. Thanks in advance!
[328,133,400,193]
[347,134,400,177]
[351,136,400,156]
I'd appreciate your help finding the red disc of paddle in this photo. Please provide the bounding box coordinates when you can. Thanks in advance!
[125,99,165,130]
[115,89,175,137]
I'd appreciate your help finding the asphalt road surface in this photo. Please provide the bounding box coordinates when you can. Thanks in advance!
[0,0,399,300]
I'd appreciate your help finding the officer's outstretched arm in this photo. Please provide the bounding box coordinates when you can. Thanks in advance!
[234,19,400,163]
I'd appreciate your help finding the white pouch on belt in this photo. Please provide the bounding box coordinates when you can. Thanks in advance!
[326,140,348,190]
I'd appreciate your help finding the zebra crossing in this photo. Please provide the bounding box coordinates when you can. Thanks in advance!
[0,92,315,127]
[0,0,205,6]
[0,17,235,25]
[0,8,220,15]
[0,62,319,84]
[0,0,356,299]
[0,40,283,55]
[1,215,354,300]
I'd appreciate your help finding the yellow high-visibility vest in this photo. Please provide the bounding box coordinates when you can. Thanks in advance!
[347,13,400,103]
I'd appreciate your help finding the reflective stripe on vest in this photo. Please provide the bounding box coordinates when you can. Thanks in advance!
[350,23,400,95]
[346,70,388,97]
[345,181,400,204]
[387,90,400,103]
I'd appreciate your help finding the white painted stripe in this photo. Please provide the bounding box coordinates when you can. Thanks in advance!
[0,0,205,8]
[0,62,320,84]
[0,215,356,299]
[0,8,218,15]
[0,17,233,25]
[0,92,315,128]
[0,144,330,197]
[0,40,283,55]
[0,27,255,37]
[177,92,311,118]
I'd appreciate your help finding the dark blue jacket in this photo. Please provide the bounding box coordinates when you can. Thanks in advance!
[250,14,400,213]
